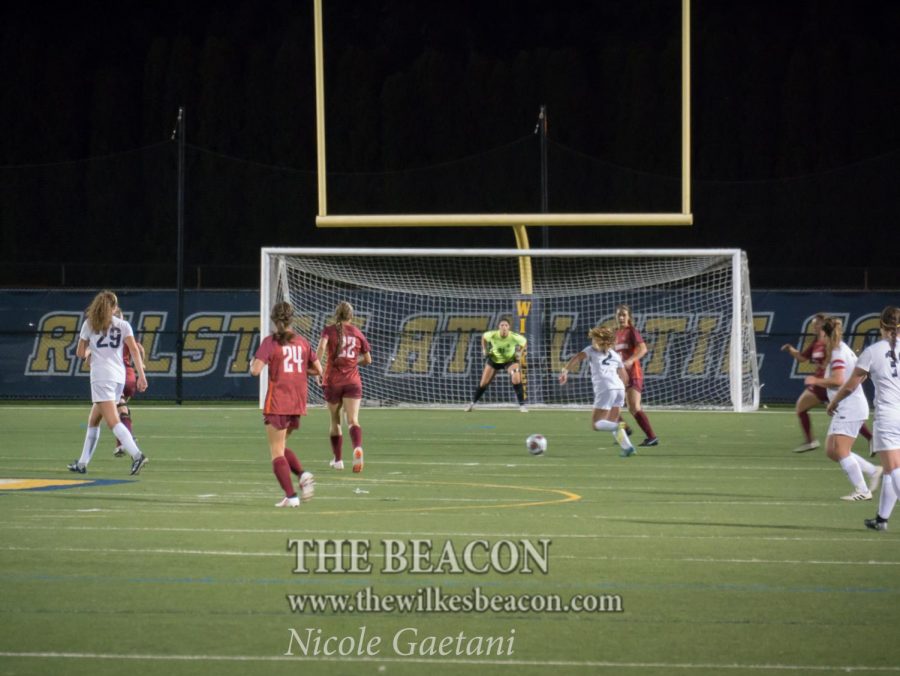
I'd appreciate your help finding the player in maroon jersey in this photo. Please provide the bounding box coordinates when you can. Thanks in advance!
[782,312,873,453]
[251,302,322,507]
[614,304,658,447]
[316,301,372,473]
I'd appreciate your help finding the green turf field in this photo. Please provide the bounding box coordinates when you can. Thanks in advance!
[1,405,898,675]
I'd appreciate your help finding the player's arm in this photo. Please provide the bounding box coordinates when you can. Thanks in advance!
[617,365,630,387]
[250,358,265,377]
[515,334,527,358]
[316,336,328,363]
[628,340,647,366]
[358,351,372,367]
[308,356,323,377]
[805,359,845,389]
[124,335,148,392]
[825,367,867,415]
[781,343,809,362]
[558,351,586,385]
[76,338,90,360]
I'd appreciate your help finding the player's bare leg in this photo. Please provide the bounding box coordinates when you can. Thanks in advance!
[328,401,344,469]
[344,397,364,472]
[466,364,496,411]
[626,388,657,447]
[507,363,527,411]
[793,389,822,452]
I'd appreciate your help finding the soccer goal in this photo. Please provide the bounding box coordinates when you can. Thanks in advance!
[260,248,759,411]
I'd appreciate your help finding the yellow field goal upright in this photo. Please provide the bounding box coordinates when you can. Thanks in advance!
[311,0,693,237]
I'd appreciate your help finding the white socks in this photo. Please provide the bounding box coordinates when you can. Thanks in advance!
[593,419,618,432]
[878,474,897,520]
[850,452,877,477]
[838,455,866,491]
[78,426,101,466]
[112,422,141,460]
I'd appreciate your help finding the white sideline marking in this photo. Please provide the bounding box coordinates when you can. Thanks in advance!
[0,523,894,547]
[1,651,898,671]
[2,544,897,568]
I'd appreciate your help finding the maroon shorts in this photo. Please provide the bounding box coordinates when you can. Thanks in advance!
[122,368,137,400]
[323,382,363,404]
[806,384,828,404]
[626,376,644,394]
[264,414,300,431]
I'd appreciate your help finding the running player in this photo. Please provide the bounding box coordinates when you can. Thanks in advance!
[317,301,372,473]
[783,313,873,453]
[251,301,321,507]
[803,317,881,500]
[559,326,636,457]
[68,290,148,475]
[465,316,528,412]
[827,306,900,531]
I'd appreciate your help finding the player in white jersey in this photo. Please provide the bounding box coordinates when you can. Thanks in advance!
[803,318,880,501]
[559,326,635,457]
[67,290,149,476]
[827,306,900,531]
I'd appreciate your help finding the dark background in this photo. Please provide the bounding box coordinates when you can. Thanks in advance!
[1,0,899,289]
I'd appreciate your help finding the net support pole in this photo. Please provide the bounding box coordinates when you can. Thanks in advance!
[729,251,743,411]
[313,0,328,216]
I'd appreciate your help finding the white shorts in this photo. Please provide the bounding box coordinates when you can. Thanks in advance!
[827,417,863,439]
[593,388,625,411]
[91,380,124,404]
[872,418,900,453]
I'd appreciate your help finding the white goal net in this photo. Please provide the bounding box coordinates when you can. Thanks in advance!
[261,248,759,411]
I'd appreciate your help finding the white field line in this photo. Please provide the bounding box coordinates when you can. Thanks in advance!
[0,651,898,672]
[0,523,897,547]
[1,544,898,567]
[0,457,854,472]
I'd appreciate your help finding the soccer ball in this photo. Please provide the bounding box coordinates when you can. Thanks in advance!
[526,433,547,455]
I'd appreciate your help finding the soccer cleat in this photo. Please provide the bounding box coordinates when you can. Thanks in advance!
[275,496,300,508]
[464,403,474,412]
[639,437,659,447]
[113,446,125,458]
[864,517,888,531]
[352,447,364,473]
[299,472,315,502]
[67,461,86,474]
[329,459,344,470]
[616,422,635,456]
[793,440,820,453]
[624,425,633,436]
[619,445,637,458]
[841,488,873,501]
[130,453,148,476]
[867,466,884,493]
[519,405,528,413]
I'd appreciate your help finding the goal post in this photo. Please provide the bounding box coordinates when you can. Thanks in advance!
[260,248,759,411]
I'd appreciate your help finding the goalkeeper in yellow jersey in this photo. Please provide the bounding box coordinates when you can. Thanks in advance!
[465,317,529,412]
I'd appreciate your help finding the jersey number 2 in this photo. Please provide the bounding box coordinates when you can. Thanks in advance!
[282,345,304,373]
